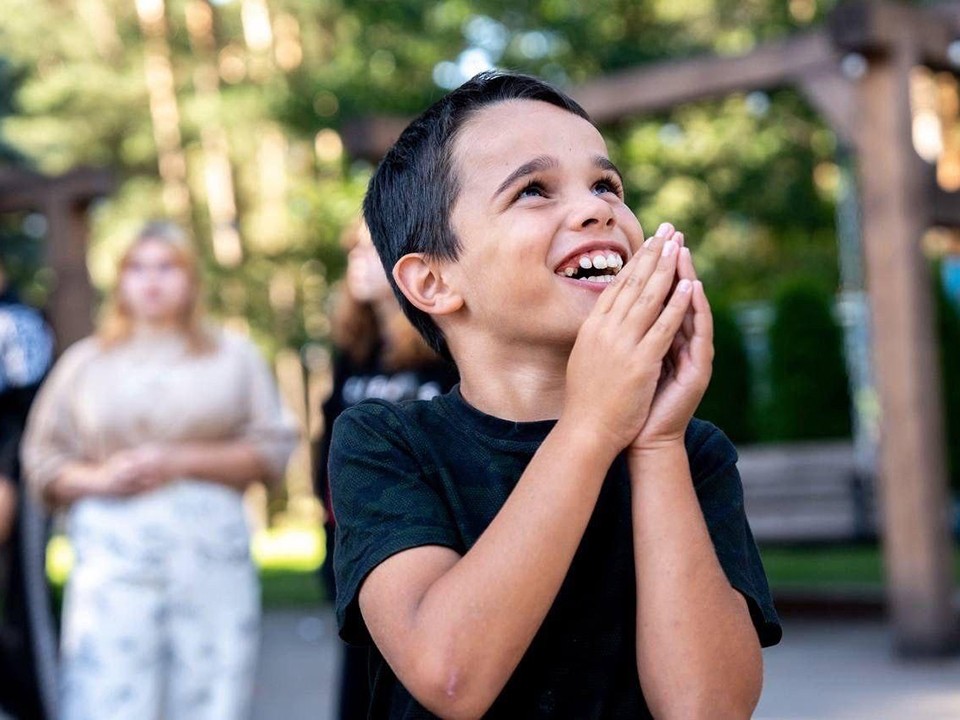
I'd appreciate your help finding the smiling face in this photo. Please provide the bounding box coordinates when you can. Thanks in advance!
[441,99,644,352]
[119,238,193,326]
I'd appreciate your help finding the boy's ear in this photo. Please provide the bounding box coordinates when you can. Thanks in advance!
[392,253,464,317]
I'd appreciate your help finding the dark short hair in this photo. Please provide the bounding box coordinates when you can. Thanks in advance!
[362,70,592,358]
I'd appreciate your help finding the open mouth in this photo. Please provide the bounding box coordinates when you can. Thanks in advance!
[555,250,625,284]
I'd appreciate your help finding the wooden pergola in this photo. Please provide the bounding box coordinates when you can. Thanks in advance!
[344,0,960,656]
[0,166,114,350]
[584,0,960,657]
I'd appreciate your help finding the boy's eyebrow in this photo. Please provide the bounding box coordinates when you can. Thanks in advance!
[594,155,623,180]
[492,155,559,199]
[491,155,624,200]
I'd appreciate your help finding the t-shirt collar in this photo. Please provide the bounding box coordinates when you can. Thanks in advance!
[438,384,558,444]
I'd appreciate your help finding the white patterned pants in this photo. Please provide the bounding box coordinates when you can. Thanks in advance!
[59,486,260,720]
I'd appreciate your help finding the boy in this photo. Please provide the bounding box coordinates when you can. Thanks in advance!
[330,71,781,719]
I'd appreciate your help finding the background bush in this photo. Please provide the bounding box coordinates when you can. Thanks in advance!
[696,302,754,444]
[934,267,960,495]
[765,280,852,441]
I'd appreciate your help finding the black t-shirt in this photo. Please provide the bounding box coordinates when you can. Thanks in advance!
[330,387,782,719]
[314,349,458,525]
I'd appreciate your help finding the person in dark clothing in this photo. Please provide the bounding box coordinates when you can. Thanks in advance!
[315,220,457,719]
[329,72,781,720]
[0,259,57,720]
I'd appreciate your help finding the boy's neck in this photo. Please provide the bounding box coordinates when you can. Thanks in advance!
[454,338,569,422]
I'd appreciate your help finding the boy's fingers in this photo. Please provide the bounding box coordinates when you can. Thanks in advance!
[639,278,693,358]
[595,231,667,314]
[688,281,714,366]
[678,246,695,280]
[617,238,681,330]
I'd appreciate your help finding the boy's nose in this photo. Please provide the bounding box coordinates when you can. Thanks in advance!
[570,193,616,230]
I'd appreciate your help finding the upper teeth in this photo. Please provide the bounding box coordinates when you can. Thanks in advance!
[564,251,624,276]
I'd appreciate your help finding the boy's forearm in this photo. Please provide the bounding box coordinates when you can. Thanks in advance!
[629,442,762,720]
[394,417,617,716]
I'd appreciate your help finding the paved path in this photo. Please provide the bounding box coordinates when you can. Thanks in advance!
[253,610,339,720]
[755,619,960,720]
[255,610,960,720]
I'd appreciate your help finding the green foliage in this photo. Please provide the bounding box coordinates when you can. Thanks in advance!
[934,269,960,494]
[765,279,852,441]
[696,302,754,443]
[0,0,845,357]
[0,58,28,165]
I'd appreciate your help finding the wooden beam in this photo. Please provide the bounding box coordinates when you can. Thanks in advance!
[830,0,960,71]
[798,69,859,144]
[854,33,958,655]
[342,31,843,161]
[0,167,114,213]
[570,30,838,123]
[340,116,410,164]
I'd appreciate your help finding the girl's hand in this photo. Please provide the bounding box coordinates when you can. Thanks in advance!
[99,445,173,496]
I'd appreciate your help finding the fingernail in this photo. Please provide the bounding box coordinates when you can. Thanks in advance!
[681,246,691,259]
[643,236,653,248]
[656,223,672,237]
[677,279,692,293]
[661,240,677,257]
[674,232,684,246]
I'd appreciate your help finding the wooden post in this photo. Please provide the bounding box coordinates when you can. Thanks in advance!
[42,193,97,351]
[854,31,958,655]
[0,167,113,351]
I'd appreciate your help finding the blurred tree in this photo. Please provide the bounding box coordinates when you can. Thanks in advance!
[0,0,844,352]
[0,58,28,165]
[0,57,45,302]
[765,279,852,441]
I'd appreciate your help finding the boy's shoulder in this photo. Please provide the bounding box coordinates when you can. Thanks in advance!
[334,394,446,429]
[330,394,452,461]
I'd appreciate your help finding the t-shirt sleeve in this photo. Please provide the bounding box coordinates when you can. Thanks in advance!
[329,401,461,645]
[687,420,783,648]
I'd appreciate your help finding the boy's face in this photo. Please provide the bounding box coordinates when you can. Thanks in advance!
[444,99,644,350]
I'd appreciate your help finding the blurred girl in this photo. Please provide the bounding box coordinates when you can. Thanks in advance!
[315,220,456,719]
[21,221,298,720]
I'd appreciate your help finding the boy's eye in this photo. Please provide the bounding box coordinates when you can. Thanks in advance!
[516,181,545,200]
[593,174,624,198]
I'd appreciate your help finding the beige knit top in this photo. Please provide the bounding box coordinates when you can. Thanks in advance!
[21,328,298,504]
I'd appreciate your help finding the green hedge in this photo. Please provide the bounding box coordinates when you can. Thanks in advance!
[935,270,960,494]
[764,280,852,441]
[697,303,754,444]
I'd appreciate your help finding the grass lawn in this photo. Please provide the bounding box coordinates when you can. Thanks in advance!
[759,543,960,588]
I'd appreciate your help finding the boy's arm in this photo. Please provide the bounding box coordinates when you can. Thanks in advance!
[629,248,762,720]
[356,230,687,720]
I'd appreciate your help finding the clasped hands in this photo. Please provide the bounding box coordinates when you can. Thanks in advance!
[565,222,714,458]
[97,444,176,497]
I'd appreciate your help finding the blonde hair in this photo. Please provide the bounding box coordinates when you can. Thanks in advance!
[98,221,215,353]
